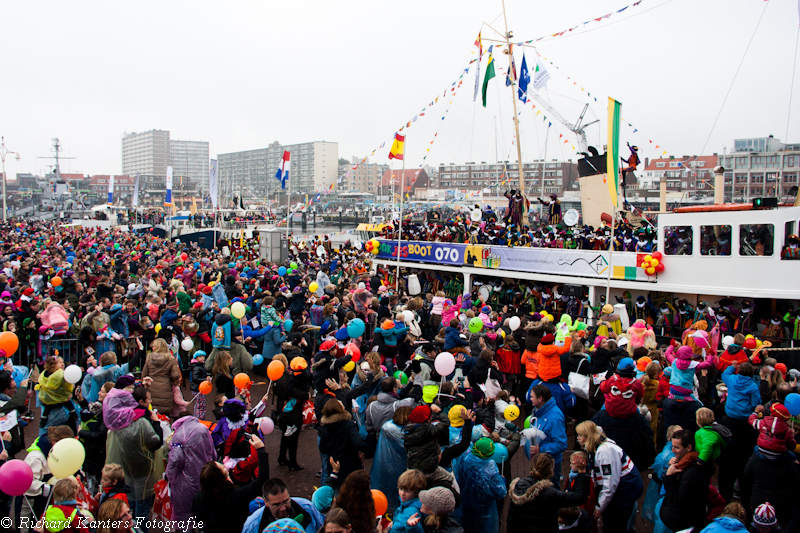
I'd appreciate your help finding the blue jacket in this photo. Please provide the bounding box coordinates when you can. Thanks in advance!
[261,328,286,360]
[241,498,323,533]
[527,379,576,418]
[443,326,468,351]
[390,497,423,533]
[721,366,761,420]
[378,325,408,347]
[109,308,129,337]
[160,308,179,330]
[526,397,568,467]
[88,363,130,402]
[699,516,749,532]
[212,315,232,349]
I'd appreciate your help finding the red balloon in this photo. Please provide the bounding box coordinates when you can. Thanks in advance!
[181,253,188,261]
[743,338,757,349]
[655,263,665,273]
[652,251,663,261]
[345,343,361,362]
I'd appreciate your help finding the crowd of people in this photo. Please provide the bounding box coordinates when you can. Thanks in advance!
[0,217,798,533]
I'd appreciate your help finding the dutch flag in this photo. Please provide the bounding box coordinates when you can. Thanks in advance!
[275,150,290,189]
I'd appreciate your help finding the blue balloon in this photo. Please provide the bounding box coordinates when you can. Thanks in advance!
[786,393,800,416]
[490,442,509,464]
[278,266,287,276]
[66,257,74,264]
[194,262,201,269]
[284,319,294,333]
[253,354,264,366]
[347,318,365,339]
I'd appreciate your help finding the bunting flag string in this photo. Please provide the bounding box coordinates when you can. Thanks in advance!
[518,0,651,44]
[530,50,672,159]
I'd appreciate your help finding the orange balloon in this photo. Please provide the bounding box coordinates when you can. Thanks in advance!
[267,360,285,381]
[371,489,388,516]
[233,373,250,389]
[0,331,19,356]
[51,276,62,287]
[199,381,212,395]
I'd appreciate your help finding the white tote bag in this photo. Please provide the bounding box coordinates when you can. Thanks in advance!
[568,358,591,400]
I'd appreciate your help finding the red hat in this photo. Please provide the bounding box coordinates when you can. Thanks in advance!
[540,334,555,345]
[775,363,787,376]
[22,288,34,296]
[319,340,336,351]
[197,284,206,292]
[193,302,203,309]
[202,286,212,295]
[409,405,432,424]
[771,402,791,420]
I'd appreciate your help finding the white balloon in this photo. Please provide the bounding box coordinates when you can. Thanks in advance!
[509,316,521,331]
[181,338,194,351]
[434,352,456,376]
[722,335,735,349]
[63,365,82,385]
[403,310,414,323]
[260,417,275,435]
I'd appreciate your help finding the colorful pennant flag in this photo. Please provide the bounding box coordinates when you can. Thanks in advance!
[388,133,405,161]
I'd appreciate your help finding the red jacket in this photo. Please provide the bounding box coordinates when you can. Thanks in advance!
[495,347,521,374]
[656,374,671,402]
[599,373,644,418]
[716,346,750,372]
[749,407,796,456]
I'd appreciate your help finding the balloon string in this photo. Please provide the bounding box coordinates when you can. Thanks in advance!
[185,392,201,406]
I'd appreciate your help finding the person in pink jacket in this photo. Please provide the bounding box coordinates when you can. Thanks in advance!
[441,295,462,328]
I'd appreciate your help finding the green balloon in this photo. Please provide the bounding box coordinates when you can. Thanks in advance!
[524,416,532,429]
[290,262,298,270]
[393,370,408,385]
[468,317,484,334]
[287,268,293,275]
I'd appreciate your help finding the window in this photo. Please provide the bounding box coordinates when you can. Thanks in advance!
[656,162,666,168]
[739,224,774,256]
[752,157,766,169]
[669,162,679,168]
[664,226,693,255]
[735,157,748,169]
[785,155,798,167]
[700,225,732,256]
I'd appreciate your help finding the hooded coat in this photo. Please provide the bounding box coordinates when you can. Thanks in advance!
[317,410,369,481]
[665,345,714,399]
[142,350,182,416]
[166,416,216,523]
[507,473,590,533]
[404,412,450,474]
[454,452,507,533]
[721,366,761,420]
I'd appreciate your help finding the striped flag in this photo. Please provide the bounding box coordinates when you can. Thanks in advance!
[607,97,622,207]
[389,133,405,160]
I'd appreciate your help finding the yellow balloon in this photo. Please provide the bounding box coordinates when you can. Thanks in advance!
[231,301,246,319]
[504,404,520,421]
[309,282,319,293]
[644,255,653,263]
[155,323,162,333]
[343,361,355,372]
[646,267,656,275]
[48,438,85,479]
[650,258,659,267]
[208,281,216,287]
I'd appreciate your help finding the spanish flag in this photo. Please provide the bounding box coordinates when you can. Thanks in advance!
[388,133,405,161]
[607,97,622,207]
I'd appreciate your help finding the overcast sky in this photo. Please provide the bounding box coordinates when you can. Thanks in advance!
[2,0,798,179]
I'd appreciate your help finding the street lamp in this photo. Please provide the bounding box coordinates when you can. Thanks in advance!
[0,137,21,223]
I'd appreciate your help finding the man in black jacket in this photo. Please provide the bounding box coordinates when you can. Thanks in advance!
[660,429,713,532]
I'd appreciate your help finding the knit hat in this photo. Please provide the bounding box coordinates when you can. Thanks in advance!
[617,357,635,371]
[636,357,653,372]
[602,304,613,315]
[775,363,787,377]
[481,306,491,314]
[472,387,485,404]
[593,336,608,350]
[114,375,135,389]
[311,485,334,513]
[448,405,466,428]
[290,357,308,372]
[409,405,432,424]
[263,518,306,533]
[381,319,395,330]
[753,502,777,527]
[418,487,456,516]
[472,437,495,459]
[22,288,34,296]
[540,334,555,345]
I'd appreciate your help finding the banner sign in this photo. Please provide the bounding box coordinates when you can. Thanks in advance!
[376,240,652,282]
[209,159,218,208]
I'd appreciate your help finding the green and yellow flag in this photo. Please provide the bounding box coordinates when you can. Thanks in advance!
[606,97,622,207]
[482,46,496,108]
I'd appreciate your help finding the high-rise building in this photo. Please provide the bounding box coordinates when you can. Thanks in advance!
[122,130,170,177]
[437,160,579,196]
[217,140,338,198]
[171,139,209,196]
[719,136,799,202]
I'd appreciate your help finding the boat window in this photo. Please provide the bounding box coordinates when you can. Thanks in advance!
[739,224,774,256]
[783,221,800,260]
[663,226,693,255]
[700,225,732,256]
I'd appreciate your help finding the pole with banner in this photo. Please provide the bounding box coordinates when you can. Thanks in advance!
[107,174,114,206]
[209,159,218,247]
[605,97,622,304]
[388,133,406,290]
[165,166,173,209]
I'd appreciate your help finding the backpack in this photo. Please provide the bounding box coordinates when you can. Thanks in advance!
[43,506,78,532]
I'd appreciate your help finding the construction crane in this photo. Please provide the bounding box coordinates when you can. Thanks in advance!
[527,95,598,154]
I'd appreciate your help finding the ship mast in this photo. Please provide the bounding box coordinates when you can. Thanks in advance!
[501,0,526,219]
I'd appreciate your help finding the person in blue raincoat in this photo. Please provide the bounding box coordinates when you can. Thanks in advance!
[646,425,680,533]
[521,383,568,484]
[371,407,412,513]
[454,437,507,533]
[350,353,385,438]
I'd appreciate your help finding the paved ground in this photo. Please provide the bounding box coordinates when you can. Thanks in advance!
[19,379,656,532]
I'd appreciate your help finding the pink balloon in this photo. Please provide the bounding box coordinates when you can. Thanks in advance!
[692,331,709,349]
[260,417,275,435]
[0,459,33,496]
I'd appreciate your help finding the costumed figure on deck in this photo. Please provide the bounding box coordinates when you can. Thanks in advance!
[619,142,640,197]
[626,319,657,355]
[537,194,562,225]
[504,189,528,232]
